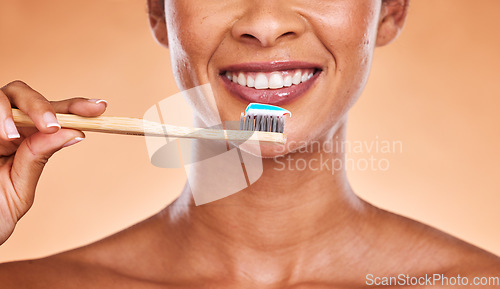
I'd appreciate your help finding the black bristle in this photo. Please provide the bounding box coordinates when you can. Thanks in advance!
[240,112,286,133]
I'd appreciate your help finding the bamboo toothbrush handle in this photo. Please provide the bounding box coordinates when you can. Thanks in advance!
[11,108,286,144]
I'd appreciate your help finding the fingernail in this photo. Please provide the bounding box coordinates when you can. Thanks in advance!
[4,118,20,139]
[88,99,108,106]
[62,137,85,148]
[43,112,61,129]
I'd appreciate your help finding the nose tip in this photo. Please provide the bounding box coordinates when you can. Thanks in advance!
[231,6,306,47]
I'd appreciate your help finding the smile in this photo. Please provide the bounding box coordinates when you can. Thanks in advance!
[224,69,316,90]
[219,61,322,105]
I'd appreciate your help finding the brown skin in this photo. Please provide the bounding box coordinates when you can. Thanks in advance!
[0,0,499,288]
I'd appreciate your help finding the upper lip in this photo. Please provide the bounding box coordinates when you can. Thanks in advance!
[219,60,323,73]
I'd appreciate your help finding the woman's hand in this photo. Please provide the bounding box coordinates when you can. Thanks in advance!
[0,81,107,245]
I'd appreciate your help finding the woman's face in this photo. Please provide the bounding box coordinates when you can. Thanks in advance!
[152,0,405,157]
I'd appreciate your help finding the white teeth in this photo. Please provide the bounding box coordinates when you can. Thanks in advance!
[254,73,268,89]
[292,71,302,85]
[268,72,284,89]
[301,73,308,83]
[283,75,292,87]
[226,70,316,89]
[247,75,255,88]
[237,73,246,86]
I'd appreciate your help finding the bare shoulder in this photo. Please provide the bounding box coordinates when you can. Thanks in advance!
[371,206,500,275]
[0,253,110,288]
[0,214,170,288]
[354,206,500,288]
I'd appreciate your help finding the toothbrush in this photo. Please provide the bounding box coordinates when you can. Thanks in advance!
[11,103,290,144]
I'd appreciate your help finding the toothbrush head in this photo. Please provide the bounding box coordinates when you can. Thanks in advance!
[240,103,291,133]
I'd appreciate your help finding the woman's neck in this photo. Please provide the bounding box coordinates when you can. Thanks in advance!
[160,121,372,278]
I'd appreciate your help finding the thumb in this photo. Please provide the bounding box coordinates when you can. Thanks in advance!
[10,129,85,215]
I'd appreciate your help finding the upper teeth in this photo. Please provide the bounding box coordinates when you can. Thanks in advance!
[224,69,315,90]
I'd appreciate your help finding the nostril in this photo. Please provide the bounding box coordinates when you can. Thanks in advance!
[238,31,295,46]
[241,33,257,40]
[242,31,295,40]
[232,12,306,47]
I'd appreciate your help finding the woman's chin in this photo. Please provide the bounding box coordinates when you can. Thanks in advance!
[234,133,306,159]
[257,143,290,159]
[230,141,285,158]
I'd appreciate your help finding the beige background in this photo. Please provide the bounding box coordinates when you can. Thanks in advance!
[0,0,499,261]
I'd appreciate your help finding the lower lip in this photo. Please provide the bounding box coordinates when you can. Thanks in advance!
[220,72,320,105]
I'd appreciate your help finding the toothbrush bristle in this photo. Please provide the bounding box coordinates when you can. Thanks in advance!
[240,113,286,133]
[239,103,290,133]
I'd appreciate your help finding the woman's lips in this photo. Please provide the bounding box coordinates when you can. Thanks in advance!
[219,61,321,105]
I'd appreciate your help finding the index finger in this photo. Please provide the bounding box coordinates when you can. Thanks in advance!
[50,97,108,117]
